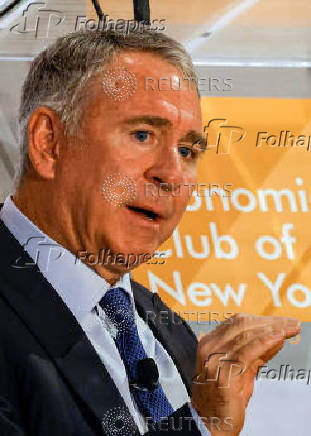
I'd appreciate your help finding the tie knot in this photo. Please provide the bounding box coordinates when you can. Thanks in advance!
[99,287,135,333]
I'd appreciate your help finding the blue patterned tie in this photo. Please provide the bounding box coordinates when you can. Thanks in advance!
[99,287,174,423]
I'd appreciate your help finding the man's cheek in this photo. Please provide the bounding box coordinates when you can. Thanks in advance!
[178,193,192,212]
[168,211,183,234]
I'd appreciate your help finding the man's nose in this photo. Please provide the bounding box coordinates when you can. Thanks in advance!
[144,147,187,194]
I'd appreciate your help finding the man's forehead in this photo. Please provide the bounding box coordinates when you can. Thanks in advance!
[114,50,184,75]
[85,50,202,131]
[107,50,199,97]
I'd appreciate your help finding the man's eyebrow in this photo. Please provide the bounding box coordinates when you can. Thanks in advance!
[179,130,207,152]
[121,115,173,127]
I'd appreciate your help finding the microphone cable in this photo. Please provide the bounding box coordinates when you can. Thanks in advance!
[90,0,104,20]
[91,0,150,23]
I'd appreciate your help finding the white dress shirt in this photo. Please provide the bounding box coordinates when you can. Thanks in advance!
[0,195,209,435]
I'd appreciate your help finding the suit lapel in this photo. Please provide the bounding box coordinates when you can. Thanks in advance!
[131,279,197,395]
[0,219,137,435]
[0,201,196,432]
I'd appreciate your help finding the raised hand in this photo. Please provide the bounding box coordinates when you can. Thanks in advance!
[191,313,301,436]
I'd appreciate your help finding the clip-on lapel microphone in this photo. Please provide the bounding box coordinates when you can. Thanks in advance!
[130,358,159,392]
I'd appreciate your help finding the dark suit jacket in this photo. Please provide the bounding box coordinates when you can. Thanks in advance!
[0,214,200,436]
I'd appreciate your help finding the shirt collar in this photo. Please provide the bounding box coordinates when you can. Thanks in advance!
[0,195,132,323]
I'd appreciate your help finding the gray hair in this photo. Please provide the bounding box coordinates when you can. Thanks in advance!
[16,29,199,186]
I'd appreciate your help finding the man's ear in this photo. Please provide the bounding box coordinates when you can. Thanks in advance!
[27,106,64,179]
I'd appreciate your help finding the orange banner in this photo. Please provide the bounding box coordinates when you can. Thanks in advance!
[133,96,311,322]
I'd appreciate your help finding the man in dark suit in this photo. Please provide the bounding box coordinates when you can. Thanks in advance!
[0,29,300,436]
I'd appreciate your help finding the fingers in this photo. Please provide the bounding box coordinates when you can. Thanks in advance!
[218,321,300,373]
[195,314,301,389]
[193,334,286,400]
[202,325,283,357]
[229,331,287,369]
[192,313,302,435]
[220,320,299,355]
[198,313,301,350]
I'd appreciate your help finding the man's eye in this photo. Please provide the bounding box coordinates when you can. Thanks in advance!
[178,146,195,159]
[134,131,150,142]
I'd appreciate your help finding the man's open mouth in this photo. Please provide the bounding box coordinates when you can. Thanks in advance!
[126,205,160,221]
